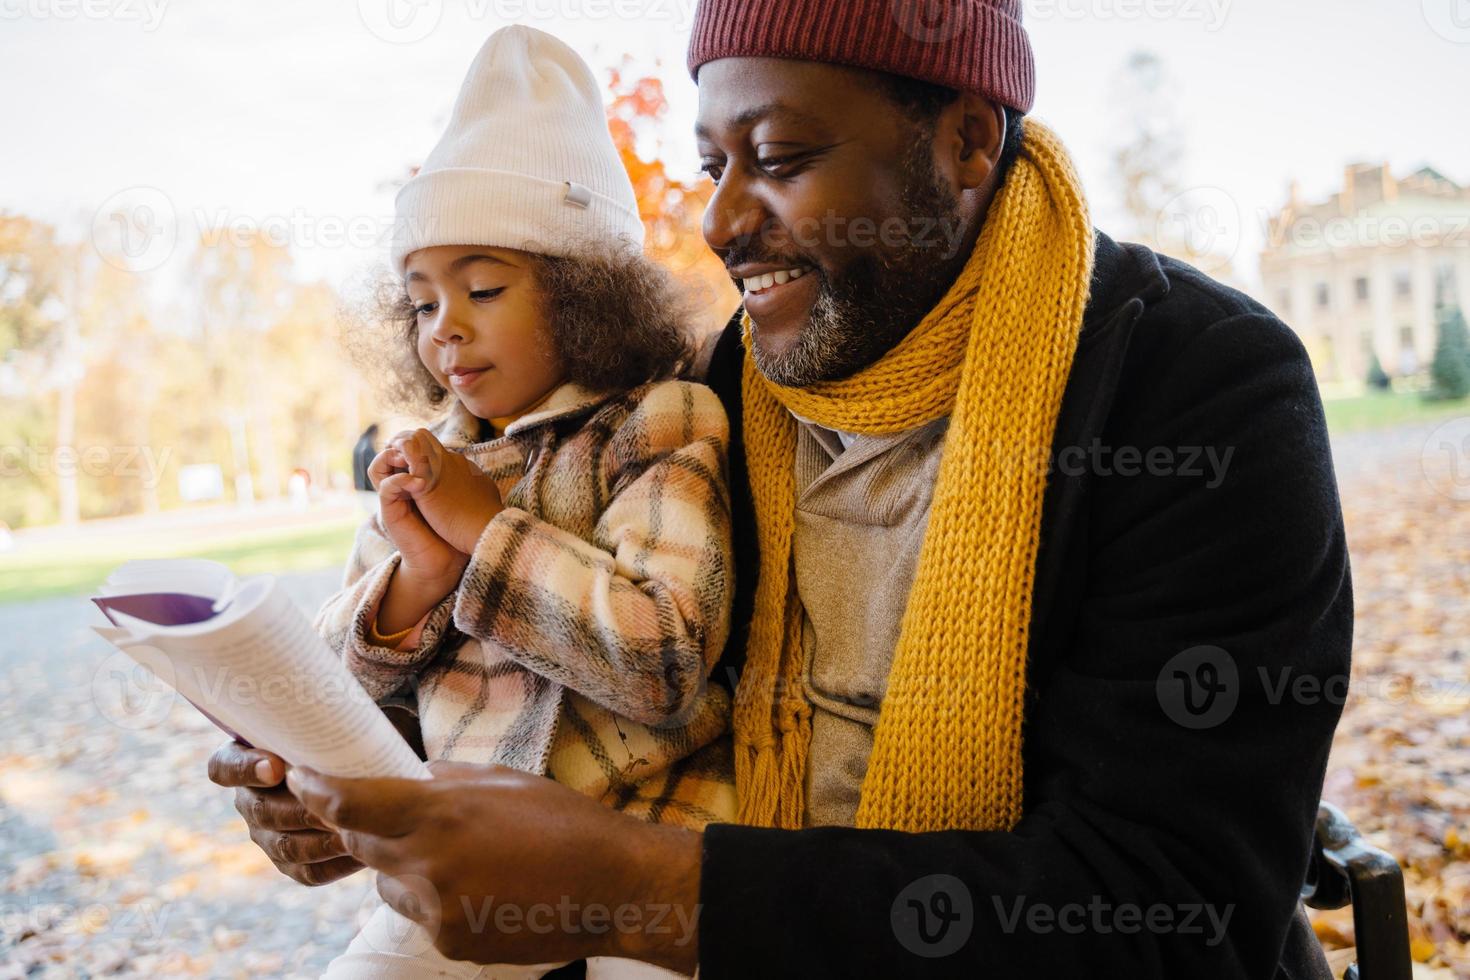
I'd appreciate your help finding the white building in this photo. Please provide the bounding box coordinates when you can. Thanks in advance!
[1258,164,1470,389]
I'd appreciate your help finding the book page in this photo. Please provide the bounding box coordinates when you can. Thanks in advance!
[94,564,436,961]
[103,577,429,781]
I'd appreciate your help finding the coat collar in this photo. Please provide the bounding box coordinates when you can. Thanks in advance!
[437,382,613,451]
[1079,230,1171,342]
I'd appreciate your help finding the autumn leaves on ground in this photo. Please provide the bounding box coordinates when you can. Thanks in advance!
[1307,420,1470,979]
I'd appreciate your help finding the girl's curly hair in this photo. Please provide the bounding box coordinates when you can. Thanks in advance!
[351,246,696,414]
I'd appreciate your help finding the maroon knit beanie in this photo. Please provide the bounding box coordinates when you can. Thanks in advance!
[686,0,1035,113]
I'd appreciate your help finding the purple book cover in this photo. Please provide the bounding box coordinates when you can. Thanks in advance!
[92,593,220,628]
[92,592,254,748]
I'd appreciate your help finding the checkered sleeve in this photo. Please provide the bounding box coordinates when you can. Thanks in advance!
[453,381,734,727]
[312,511,459,702]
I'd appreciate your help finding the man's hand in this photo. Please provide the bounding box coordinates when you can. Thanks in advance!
[286,761,703,972]
[206,741,364,886]
[388,428,505,554]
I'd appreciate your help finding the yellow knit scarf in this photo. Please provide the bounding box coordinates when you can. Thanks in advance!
[735,120,1095,832]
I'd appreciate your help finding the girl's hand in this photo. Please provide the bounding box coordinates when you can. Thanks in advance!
[388,429,505,555]
[368,445,467,587]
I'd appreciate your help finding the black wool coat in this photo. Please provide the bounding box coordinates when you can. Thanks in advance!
[694,230,1352,980]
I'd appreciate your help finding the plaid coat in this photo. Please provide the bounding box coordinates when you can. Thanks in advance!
[314,380,736,829]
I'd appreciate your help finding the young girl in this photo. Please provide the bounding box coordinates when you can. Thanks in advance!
[313,26,734,979]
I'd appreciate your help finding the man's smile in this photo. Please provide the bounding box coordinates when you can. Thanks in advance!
[735,263,820,334]
[732,263,813,294]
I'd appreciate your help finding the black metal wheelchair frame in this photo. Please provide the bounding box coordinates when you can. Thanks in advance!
[1302,802,1412,980]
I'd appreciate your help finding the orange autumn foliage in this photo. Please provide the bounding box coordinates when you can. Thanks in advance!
[605,62,739,337]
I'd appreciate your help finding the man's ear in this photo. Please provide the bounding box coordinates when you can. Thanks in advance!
[943,94,1006,192]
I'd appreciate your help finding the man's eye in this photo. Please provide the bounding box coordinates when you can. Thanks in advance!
[470,288,505,301]
[699,162,725,184]
[757,153,805,175]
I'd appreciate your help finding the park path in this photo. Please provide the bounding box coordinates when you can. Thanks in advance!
[0,567,376,978]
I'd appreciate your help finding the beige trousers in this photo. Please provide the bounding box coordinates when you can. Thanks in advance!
[321,901,689,980]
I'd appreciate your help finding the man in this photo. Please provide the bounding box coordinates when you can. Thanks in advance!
[210,1,1351,976]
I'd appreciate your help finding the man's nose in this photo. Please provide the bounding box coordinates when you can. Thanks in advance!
[703,172,769,257]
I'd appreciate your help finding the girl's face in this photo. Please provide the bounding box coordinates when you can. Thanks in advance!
[405,245,565,428]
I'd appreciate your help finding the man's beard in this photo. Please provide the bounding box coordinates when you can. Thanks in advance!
[744,139,967,388]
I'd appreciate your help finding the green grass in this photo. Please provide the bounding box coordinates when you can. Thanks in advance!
[0,392,1461,602]
[1323,391,1470,435]
[0,518,359,605]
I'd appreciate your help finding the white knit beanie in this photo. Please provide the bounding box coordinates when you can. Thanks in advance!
[390,25,645,276]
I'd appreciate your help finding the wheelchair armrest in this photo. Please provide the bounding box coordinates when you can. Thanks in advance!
[1301,802,1412,980]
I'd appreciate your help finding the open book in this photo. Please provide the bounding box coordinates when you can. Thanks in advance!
[91,559,429,781]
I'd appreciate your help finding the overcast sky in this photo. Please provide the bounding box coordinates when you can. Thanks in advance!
[3,0,1467,299]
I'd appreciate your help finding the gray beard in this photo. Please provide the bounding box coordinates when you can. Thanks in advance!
[749,141,967,388]
[750,283,881,387]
